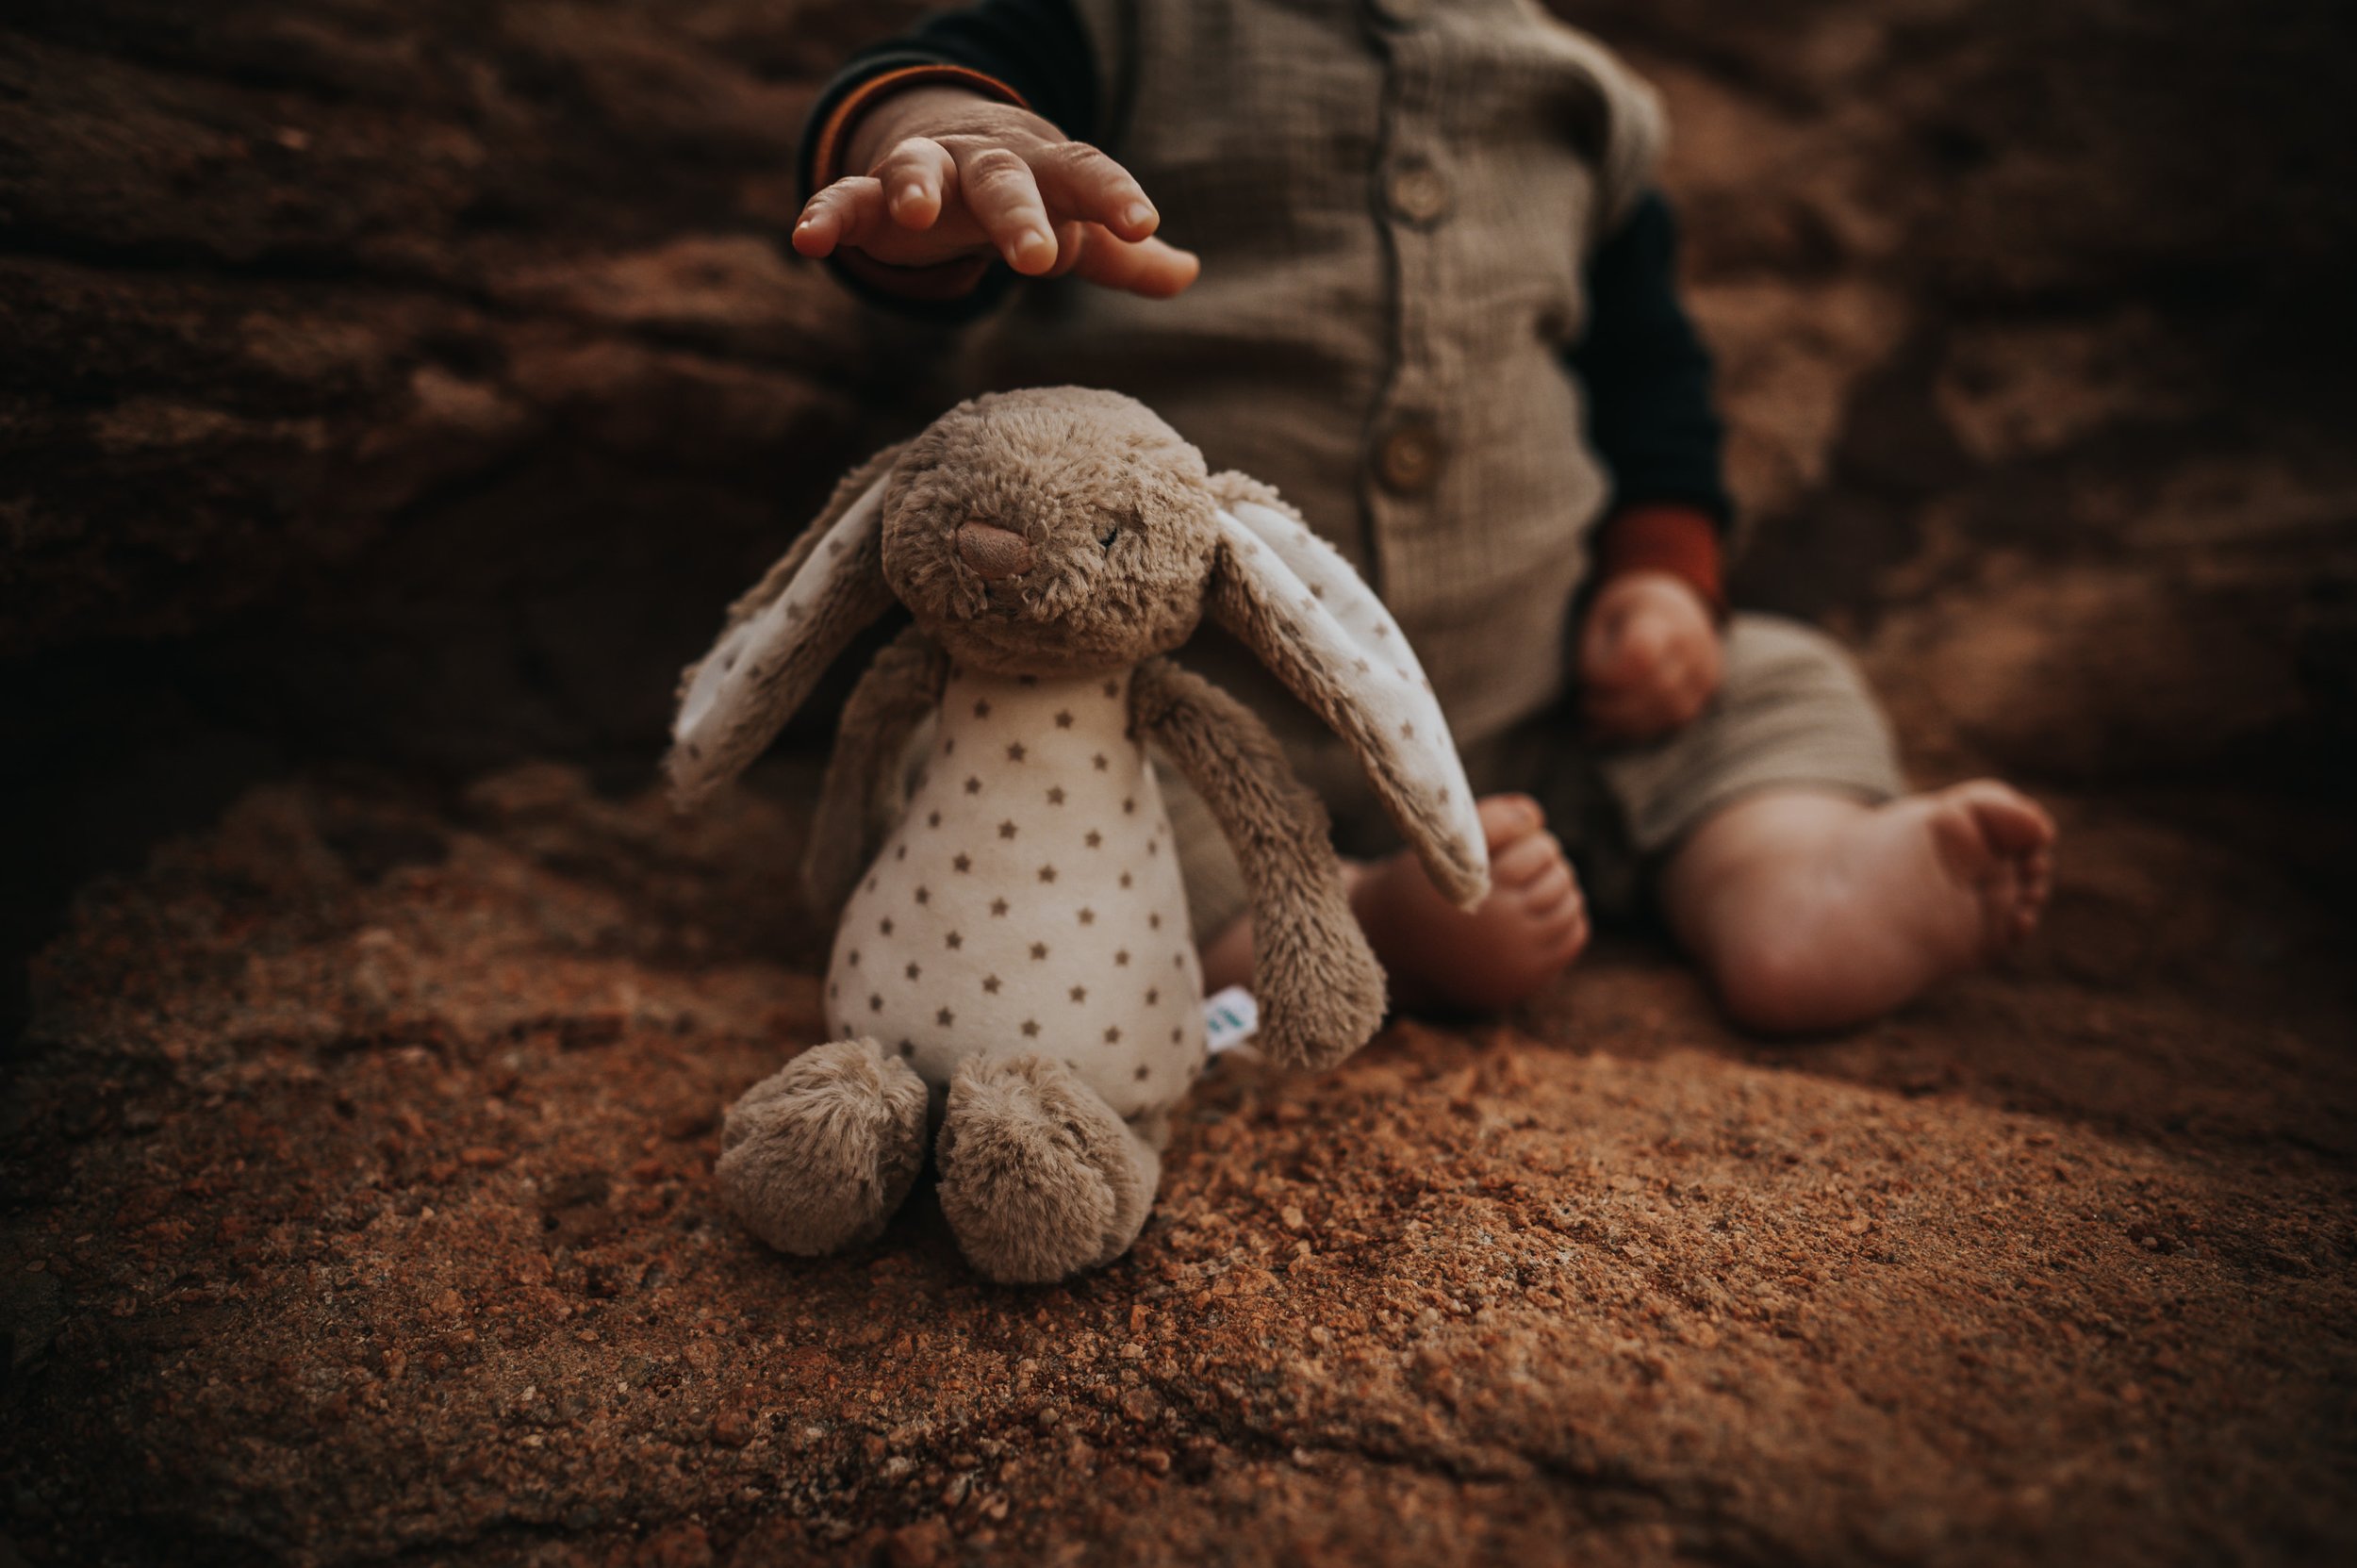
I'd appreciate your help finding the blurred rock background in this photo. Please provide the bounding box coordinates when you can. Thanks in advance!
[3,5,2355,1564]
[4,0,2353,1035]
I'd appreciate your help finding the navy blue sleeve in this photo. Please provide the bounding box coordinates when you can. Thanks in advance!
[798,0,1100,323]
[1565,192,1734,531]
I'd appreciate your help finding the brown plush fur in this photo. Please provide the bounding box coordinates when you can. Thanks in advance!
[1131,659,1387,1070]
[882,388,1220,678]
[934,1053,1162,1285]
[716,1038,930,1257]
[800,624,950,913]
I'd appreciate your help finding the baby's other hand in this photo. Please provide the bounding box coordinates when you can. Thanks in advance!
[793,86,1200,299]
[1578,572,1724,743]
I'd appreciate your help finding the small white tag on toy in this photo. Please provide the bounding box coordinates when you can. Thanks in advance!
[1202,985,1260,1055]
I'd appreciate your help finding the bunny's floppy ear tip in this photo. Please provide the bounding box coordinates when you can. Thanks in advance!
[662,460,898,809]
[1438,856,1491,913]
[662,641,746,812]
[661,738,714,815]
[1402,809,1489,913]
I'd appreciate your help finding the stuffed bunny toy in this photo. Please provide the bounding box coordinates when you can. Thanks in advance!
[668,388,1489,1283]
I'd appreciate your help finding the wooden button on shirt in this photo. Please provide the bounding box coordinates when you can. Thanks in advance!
[1376,420,1444,497]
[1386,161,1451,225]
[826,666,1207,1122]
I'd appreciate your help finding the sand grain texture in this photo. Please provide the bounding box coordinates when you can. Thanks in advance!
[3,768,2353,1566]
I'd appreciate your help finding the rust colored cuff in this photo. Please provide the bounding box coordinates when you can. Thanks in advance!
[807,63,1031,191]
[1595,504,1728,619]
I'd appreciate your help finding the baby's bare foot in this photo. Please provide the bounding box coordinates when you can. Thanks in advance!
[1681,780,2057,1033]
[1917,781,2057,953]
[1352,795,1590,1013]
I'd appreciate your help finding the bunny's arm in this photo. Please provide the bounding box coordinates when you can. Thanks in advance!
[801,626,951,913]
[1130,658,1385,1070]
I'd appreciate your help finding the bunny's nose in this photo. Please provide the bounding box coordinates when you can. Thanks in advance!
[955,521,1034,581]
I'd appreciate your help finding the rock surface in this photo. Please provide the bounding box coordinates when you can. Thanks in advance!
[4,0,2355,1563]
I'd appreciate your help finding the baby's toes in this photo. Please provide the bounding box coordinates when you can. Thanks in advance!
[1516,854,1576,912]
[1959,781,2056,857]
[1542,900,1591,964]
[1492,827,1567,890]
[2015,850,2056,936]
[2000,881,2038,943]
[2021,847,2055,908]
[1983,858,2052,950]
[1998,816,2056,946]
[1520,867,1589,958]
[1475,793,1547,854]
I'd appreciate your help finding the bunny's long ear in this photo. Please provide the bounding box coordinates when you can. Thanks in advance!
[1206,473,1490,908]
[665,445,903,809]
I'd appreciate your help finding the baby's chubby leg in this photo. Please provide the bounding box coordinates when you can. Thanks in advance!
[1201,795,1590,1014]
[1660,781,2056,1033]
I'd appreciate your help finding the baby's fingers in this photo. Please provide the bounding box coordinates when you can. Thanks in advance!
[1067,229,1201,298]
[793,176,889,257]
[1030,142,1161,241]
[873,137,959,230]
[955,146,1059,273]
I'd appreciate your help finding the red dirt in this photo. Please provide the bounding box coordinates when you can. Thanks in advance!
[4,765,2351,1566]
[5,1,2355,1562]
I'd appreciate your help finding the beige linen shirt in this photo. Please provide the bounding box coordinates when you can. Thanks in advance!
[957,0,1666,759]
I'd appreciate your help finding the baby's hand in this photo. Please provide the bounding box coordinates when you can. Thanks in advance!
[793,86,1200,298]
[1578,572,1725,742]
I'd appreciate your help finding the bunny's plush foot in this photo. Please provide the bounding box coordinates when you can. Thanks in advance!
[935,1053,1162,1284]
[717,1038,930,1256]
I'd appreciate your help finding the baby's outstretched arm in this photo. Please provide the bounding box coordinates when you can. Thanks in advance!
[795,86,1198,299]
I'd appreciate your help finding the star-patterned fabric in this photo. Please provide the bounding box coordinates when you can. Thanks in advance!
[1218,499,1486,901]
[670,475,886,809]
[825,666,1207,1122]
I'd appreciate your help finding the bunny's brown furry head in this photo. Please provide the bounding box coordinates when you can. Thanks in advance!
[666,386,1486,905]
[882,388,1221,676]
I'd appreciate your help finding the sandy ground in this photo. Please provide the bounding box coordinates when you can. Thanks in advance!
[3,762,2350,1567]
[5,1,2355,1561]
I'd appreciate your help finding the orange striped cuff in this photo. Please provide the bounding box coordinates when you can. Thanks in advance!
[806,64,1032,191]
[1595,504,1728,619]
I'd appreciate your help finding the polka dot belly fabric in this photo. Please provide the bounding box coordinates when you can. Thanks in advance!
[825,668,1207,1122]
